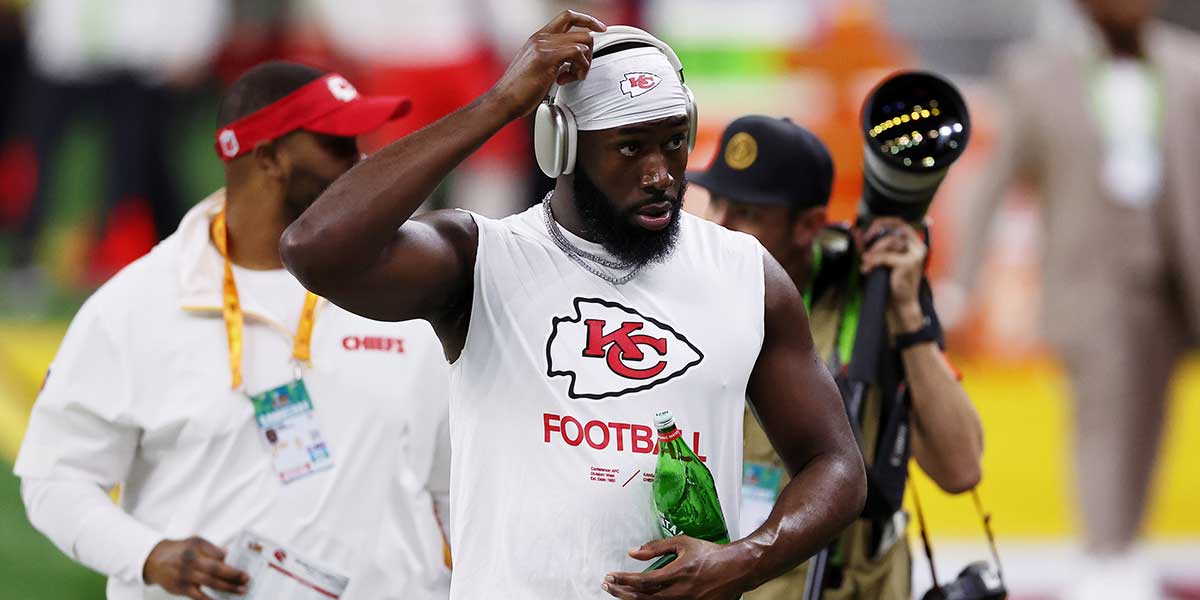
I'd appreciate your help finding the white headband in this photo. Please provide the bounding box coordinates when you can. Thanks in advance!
[557,46,688,131]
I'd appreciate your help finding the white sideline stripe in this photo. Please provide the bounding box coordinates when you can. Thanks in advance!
[911,539,1200,597]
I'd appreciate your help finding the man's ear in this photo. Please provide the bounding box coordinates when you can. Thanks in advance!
[251,139,288,180]
[791,206,827,248]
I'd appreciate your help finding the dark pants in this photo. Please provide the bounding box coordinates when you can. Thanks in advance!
[12,71,182,268]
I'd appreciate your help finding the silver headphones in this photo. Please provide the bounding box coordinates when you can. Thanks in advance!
[533,25,698,178]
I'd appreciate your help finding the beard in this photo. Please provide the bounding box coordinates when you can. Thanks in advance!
[572,165,686,267]
[283,133,357,218]
[283,170,337,220]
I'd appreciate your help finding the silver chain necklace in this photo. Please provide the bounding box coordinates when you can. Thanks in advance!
[541,192,644,285]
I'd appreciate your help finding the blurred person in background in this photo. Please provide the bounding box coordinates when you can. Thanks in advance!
[949,1,1200,598]
[0,1,31,235]
[7,0,231,295]
[4,0,228,305]
[14,61,451,600]
[295,0,551,218]
[212,0,295,84]
[0,1,24,122]
[697,116,982,599]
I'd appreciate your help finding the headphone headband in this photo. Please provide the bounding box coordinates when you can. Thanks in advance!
[534,26,695,178]
[591,26,685,77]
[546,26,685,104]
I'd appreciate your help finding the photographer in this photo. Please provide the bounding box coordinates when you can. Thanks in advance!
[694,115,983,599]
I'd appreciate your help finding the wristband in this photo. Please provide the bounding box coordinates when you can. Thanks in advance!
[895,316,938,351]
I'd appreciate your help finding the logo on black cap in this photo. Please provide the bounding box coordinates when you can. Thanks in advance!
[724,132,757,170]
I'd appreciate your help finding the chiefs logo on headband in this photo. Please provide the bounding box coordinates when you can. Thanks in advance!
[620,72,661,98]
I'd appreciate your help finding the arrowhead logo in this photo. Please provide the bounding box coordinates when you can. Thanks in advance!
[620,72,662,98]
[218,129,240,158]
[326,75,359,102]
[546,297,703,399]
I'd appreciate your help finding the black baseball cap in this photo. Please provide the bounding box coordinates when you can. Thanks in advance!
[689,115,834,210]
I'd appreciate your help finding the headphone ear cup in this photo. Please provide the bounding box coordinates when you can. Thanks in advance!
[560,104,578,176]
[534,101,562,178]
[683,84,698,153]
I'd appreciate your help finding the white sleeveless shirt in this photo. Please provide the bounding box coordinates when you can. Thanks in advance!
[449,205,766,599]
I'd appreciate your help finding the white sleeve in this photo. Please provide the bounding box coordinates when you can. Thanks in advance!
[13,300,162,582]
[21,478,162,584]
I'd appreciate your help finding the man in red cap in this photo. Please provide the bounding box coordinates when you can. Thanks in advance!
[15,61,452,600]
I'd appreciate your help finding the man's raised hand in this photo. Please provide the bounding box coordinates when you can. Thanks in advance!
[488,10,606,120]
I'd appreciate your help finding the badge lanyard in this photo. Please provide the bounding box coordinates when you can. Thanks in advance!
[211,205,320,389]
[803,243,860,372]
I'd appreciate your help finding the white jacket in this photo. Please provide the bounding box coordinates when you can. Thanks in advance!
[15,190,452,599]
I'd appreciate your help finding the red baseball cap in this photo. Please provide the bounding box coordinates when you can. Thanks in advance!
[215,73,411,161]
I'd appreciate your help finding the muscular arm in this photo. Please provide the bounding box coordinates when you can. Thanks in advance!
[281,12,605,351]
[895,306,984,493]
[862,219,984,494]
[734,252,868,589]
[280,102,497,325]
[604,253,865,600]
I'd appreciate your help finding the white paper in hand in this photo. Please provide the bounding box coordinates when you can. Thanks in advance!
[210,530,349,599]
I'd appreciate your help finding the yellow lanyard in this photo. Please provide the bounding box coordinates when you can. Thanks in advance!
[211,206,320,389]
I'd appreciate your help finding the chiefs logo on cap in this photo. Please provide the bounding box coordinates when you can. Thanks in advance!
[218,129,240,158]
[546,297,703,399]
[326,75,359,102]
[620,72,662,98]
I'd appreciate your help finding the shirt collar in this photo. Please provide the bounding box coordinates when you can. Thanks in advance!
[176,189,228,311]
[175,189,284,321]
[176,188,328,333]
[1074,17,1168,68]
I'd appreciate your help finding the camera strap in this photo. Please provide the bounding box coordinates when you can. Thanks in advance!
[816,240,913,523]
[910,481,1007,592]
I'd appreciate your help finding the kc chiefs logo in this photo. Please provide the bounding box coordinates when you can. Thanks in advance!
[620,72,662,98]
[326,75,359,102]
[547,297,703,399]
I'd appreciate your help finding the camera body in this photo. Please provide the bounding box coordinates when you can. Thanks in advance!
[921,562,1007,600]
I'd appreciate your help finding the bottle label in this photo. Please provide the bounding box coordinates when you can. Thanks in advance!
[657,510,684,538]
[657,429,682,443]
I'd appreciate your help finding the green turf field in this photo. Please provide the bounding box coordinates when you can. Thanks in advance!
[0,459,105,599]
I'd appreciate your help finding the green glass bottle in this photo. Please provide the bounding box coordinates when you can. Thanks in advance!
[645,410,729,570]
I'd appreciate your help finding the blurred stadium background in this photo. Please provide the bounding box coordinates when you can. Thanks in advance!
[0,0,1198,598]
